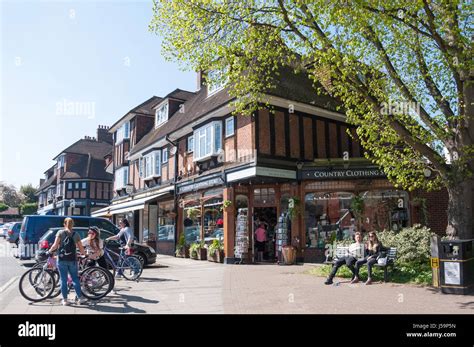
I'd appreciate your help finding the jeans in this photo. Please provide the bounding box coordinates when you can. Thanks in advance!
[57,260,82,300]
[328,256,357,280]
[355,257,377,278]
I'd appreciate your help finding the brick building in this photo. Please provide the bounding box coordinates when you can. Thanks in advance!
[36,126,113,216]
[93,68,448,261]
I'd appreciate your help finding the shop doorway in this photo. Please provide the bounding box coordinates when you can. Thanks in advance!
[253,207,277,262]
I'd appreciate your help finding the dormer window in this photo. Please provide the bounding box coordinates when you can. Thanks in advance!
[116,122,130,144]
[207,69,227,96]
[155,102,169,128]
[57,154,65,169]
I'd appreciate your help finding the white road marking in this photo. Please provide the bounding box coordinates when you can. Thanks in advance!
[0,276,19,294]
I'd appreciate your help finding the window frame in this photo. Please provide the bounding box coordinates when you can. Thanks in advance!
[225,116,235,138]
[193,121,223,162]
[162,148,169,163]
[155,101,169,128]
[207,69,227,96]
[116,122,130,144]
[141,150,162,180]
[187,135,194,153]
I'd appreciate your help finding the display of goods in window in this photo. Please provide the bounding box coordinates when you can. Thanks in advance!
[276,213,291,264]
[234,208,249,264]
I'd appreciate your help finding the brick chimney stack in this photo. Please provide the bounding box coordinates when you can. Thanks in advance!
[97,125,113,144]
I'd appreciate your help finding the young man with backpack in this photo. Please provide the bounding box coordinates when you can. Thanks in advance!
[48,217,87,306]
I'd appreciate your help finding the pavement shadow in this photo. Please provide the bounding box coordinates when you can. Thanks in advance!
[80,292,160,313]
[457,301,474,310]
[146,264,169,269]
[136,277,179,283]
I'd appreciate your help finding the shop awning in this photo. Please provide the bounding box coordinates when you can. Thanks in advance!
[91,190,170,217]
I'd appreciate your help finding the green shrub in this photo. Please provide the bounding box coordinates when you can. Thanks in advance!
[175,233,186,256]
[20,203,37,215]
[0,203,8,212]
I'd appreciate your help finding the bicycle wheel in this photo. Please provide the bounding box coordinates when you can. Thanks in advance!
[49,270,61,298]
[120,256,143,281]
[19,268,55,302]
[80,266,113,300]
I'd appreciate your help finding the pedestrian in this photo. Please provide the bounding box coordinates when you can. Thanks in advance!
[106,218,134,278]
[81,226,107,268]
[47,217,87,306]
[352,231,383,285]
[325,231,365,285]
[255,223,267,262]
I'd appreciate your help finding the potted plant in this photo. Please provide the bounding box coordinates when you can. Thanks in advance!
[196,240,207,260]
[175,233,189,258]
[207,239,224,263]
[187,207,200,219]
[189,241,207,260]
[189,242,199,259]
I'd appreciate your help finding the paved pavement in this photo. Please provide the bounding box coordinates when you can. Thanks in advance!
[0,246,473,314]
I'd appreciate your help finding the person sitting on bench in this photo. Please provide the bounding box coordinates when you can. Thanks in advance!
[325,231,365,285]
[352,231,383,285]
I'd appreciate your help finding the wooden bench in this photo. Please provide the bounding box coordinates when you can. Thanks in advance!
[325,245,398,282]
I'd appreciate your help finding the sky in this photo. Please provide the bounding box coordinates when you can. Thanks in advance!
[0,0,196,189]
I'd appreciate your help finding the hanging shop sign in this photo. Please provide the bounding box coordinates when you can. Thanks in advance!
[177,175,225,194]
[298,167,386,180]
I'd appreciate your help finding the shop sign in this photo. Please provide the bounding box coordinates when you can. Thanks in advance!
[256,167,296,179]
[299,167,386,180]
[444,261,460,285]
[178,176,224,194]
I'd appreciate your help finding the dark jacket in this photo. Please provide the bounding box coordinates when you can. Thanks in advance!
[365,242,383,258]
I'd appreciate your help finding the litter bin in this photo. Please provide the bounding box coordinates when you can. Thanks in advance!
[439,239,474,295]
[281,245,296,265]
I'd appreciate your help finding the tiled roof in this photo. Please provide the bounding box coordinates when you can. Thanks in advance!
[53,138,112,161]
[130,67,342,156]
[0,207,20,216]
[109,96,163,131]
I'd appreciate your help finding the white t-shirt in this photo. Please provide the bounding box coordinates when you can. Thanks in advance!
[348,242,365,259]
[81,238,104,259]
[117,226,133,246]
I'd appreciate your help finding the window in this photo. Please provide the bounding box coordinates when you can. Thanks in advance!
[75,182,79,189]
[225,117,235,137]
[56,183,63,197]
[57,155,66,169]
[68,182,73,190]
[207,69,227,96]
[114,167,129,190]
[140,151,161,179]
[155,102,169,128]
[116,122,130,143]
[82,182,87,190]
[187,136,194,152]
[162,148,168,163]
[193,121,222,161]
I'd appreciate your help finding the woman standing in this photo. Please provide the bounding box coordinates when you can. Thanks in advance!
[48,218,87,306]
[352,231,383,285]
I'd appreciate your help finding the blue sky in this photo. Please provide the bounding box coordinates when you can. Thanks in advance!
[1,0,195,189]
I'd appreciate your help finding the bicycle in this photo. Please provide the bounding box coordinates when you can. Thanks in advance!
[103,241,143,281]
[20,253,114,302]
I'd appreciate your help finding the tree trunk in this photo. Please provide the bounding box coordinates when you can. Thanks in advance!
[446,178,474,240]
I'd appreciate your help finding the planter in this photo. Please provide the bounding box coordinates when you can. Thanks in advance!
[208,249,225,263]
[176,246,190,258]
[197,248,207,260]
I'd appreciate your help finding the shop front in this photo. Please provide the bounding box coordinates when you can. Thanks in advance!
[177,174,225,247]
[299,166,410,262]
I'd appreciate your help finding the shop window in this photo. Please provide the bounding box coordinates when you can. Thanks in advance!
[253,188,276,205]
[360,190,409,232]
[203,197,223,241]
[157,201,175,241]
[235,195,248,210]
[184,202,201,244]
[304,192,354,248]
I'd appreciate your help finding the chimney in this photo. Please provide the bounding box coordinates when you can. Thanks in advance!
[97,125,113,144]
[196,71,204,91]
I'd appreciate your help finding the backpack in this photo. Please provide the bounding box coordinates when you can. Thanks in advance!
[58,230,77,261]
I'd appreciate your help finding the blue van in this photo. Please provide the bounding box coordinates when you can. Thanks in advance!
[19,215,119,259]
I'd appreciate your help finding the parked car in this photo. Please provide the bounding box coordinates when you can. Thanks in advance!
[35,227,156,266]
[1,223,12,239]
[6,222,22,245]
[204,228,224,243]
[184,226,201,243]
[19,215,120,259]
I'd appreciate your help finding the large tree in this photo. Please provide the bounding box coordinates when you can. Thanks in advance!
[20,184,38,204]
[151,0,473,238]
[0,182,21,207]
